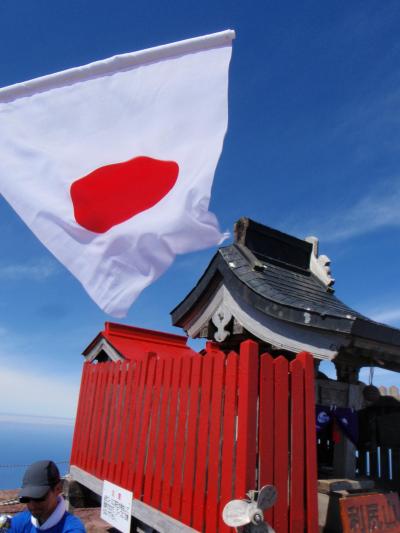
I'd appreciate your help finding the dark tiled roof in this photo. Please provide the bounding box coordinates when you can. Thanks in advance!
[219,245,365,320]
[171,218,400,349]
[171,245,363,335]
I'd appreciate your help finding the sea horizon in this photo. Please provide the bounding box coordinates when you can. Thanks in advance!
[0,412,74,490]
[0,411,75,426]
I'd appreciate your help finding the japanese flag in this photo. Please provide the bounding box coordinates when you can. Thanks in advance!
[0,30,234,317]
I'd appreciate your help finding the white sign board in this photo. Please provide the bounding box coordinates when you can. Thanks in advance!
[101,480,132,533]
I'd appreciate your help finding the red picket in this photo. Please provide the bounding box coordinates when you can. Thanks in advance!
[71,363,91,465]
[70,362,90,466]
[86,363,104,474]
[102,362,120,480]
[95,362,114,479]
[99,363,114,479]
[218,351,239,533]
[297,352,318,533]
[113,362,129,483]
[151,356,173,509]
[258,352,274,526]
[180,355,202,526]
[160,357,183,513]
[192,351,214,531]
[82,365,100,471]
[205,350,226,532]
[235,340,259,499]
[289,358,305,532]
[127,356,150,492]
[108,362,126,482]
[134,355,157,499]
[171,355,193,520]
[81,364,97,469]
[143,356,166,503]
[115,360,136,483]
[273,356,289,533]
[121,358,143,488]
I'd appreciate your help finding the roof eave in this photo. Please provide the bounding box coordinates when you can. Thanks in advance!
[171,248,356,335]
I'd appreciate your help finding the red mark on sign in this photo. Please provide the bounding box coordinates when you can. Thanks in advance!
[70,156,179,233]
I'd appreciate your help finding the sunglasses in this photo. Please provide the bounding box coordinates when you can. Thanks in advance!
[20,492,49,504]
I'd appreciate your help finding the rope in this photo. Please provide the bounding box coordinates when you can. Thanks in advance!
[0,499,19,506]
[0,461,69,469]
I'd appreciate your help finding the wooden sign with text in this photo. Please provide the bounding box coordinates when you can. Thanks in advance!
[340,493,400,533]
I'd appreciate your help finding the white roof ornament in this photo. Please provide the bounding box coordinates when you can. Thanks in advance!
[212,303,232,342]
[305,236,335,288]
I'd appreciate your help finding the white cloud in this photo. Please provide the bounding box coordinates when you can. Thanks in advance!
[369,308,400,326]
[0,259,58,281]
[0,325,84,419]
[0,365,79,418]
[305,179,400,243]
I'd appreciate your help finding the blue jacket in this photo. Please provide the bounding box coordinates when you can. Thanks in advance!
[10,511,85,533]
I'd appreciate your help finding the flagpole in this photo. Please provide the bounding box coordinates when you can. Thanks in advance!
[0,30,236,103]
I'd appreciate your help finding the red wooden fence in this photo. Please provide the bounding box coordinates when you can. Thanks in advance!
[71,339,318,532]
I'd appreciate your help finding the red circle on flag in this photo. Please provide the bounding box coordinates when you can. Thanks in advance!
[70,156,179,233]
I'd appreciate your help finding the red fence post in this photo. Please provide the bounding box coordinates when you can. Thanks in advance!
[297,352,318,533]
[84,365,101,471]
[192,350,214,532]
[151,356,173,509]
[87,363,105,475]
[127,356,151,492]
[289,357,305,533]
[102,362,120,480]
[181,355,202,527]
[219,351,239,533]
[143,356,166,504]
[258,352,274,526]
[70,361,90,466]
[107,361,125,482]
[77,364,91,470]
[121,359,143,489]
[273,356,289,533]
[95,362,114,479]
[134,354,157,499]
[170,354,193,520]
[235,340,259,499]
[115,360,136,484]
[161,357,183,513]
[205,350,226,532]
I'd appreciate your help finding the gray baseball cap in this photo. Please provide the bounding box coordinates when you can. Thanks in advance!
[19,460,60,501]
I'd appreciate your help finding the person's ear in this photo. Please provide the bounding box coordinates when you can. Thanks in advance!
[54,481,63,496]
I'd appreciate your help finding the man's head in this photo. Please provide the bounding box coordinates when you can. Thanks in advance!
[19,460,62,524]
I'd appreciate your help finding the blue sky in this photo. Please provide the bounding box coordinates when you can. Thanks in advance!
[0,0,399,417]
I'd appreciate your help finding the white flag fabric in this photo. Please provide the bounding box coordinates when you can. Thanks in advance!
[0,30,234,317]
